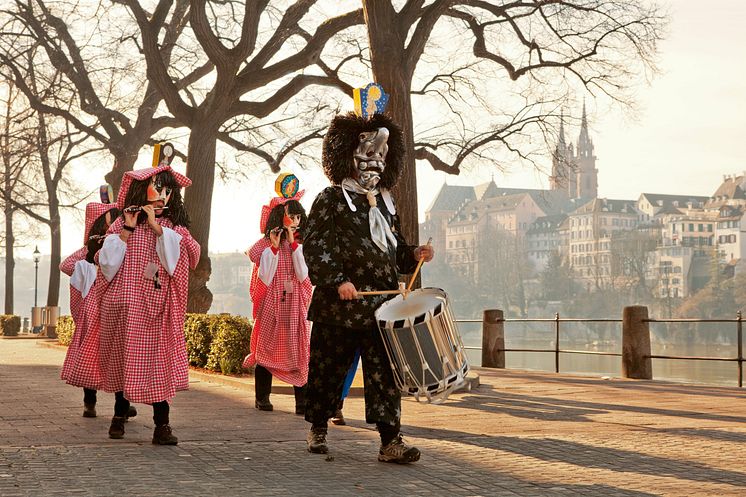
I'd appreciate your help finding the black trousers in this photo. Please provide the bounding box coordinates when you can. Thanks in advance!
[304,322,401,430]
[83,388,97,405]
[114,391,169,425]
[255,364,306,405]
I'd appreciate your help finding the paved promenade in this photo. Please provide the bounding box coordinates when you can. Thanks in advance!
[2,337,746,496]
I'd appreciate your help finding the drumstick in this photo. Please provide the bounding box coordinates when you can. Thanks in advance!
[356,289,405,296]
[407,237,432,292]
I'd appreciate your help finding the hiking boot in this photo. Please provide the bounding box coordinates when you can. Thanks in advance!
[330,408,346,426]
[108,416,126,439]
[255,398,274,411]
[378,434,420,464]
[307,427,328,454]
[152,424,178,445]
[125,405,137,421]
[83,403,97,418]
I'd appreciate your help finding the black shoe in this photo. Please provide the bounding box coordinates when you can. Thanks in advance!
[295,404,305,416]
[152,424,178,445]
[255,398,274,411]
[307,427,328,454]
[125,405,137,421]
[108,416,126,439]
[330,408,346,426]
[83,403,97,418]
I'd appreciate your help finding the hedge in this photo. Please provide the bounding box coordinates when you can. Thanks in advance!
[183,313,253,374]
[0,315,20,336]
[56,316,75,346]
[53,313,252,375]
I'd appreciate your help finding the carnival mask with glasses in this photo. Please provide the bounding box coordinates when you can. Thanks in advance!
[353,127,389,190]
[146,176,172,215]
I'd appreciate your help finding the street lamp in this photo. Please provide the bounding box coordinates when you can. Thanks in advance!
[33,246,40,308]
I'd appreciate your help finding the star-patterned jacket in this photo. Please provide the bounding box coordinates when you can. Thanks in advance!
[304,185,419,330]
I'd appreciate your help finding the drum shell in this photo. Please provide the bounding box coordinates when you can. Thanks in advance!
[375,288,469,403]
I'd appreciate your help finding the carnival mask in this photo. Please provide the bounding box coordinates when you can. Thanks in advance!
[147,176,172,211]
[353,127,389,190]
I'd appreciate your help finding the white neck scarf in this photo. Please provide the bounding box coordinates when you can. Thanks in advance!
[341,178,397,252]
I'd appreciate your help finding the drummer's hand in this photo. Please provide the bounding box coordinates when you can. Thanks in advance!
[414,244,434,262]
[338,281,358,300]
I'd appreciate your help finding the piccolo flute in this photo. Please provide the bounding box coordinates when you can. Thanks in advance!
[123,206,169,213]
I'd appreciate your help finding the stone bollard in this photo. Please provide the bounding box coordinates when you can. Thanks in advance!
[481,309,505,368]
[622,305,652,380]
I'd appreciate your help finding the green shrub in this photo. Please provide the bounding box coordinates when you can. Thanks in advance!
[183,314,217,367]
[56,316,76,346]
[0,315,20,336]
[205,315,252,374]
[184,313,252,374]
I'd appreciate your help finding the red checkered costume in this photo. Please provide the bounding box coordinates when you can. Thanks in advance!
[96,166,200,404]
[242,187,312,387]
[243,237,313,386]
[60,202,119,388]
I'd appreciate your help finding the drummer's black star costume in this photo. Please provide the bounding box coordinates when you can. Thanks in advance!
[303,91,434,463]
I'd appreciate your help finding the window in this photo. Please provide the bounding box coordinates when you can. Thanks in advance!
[707,225,713,232]
[698,224,703,232]
[689,223,694,231]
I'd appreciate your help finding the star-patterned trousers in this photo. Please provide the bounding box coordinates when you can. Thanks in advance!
[304,322,401,428]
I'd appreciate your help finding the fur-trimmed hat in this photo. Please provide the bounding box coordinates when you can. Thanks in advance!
[321,112,404,190]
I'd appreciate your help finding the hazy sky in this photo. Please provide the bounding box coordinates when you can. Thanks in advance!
[24,1,746,258]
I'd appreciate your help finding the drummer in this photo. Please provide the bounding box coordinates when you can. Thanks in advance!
[302,83,434,464]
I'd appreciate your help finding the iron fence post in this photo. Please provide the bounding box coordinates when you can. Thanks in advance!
[738,311,742,388]
[555,312,560,373]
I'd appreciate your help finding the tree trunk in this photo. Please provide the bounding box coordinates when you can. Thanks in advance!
[364,5,419,247]
[4,204,14,314]
[105,150,138,199]
[184,119,219,313]
[46,204,61,307]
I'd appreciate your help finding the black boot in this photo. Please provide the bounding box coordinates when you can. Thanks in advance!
[125,405,138,421]
[294,385,306,416]
[254,365,274,411]
[152,425,178,445]
[83,403,97,418]
[108,416,125,439]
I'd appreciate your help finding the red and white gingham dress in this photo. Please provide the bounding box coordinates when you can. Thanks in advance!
[243,237,313,386]
[97,217,200,403]
[59,247,92,384]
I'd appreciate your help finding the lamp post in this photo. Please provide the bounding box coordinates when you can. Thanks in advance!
[33,246,40,308]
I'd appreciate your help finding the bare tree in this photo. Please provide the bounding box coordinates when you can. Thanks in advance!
[0,0,211,193]
[123,0,364,311]
[8,51,94,307]
[362,0,666,247]
[0,78,36,313]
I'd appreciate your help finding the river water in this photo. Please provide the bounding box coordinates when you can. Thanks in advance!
[457,319,743,388]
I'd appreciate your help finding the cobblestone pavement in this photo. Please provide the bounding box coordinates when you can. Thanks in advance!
[2,337,746,496]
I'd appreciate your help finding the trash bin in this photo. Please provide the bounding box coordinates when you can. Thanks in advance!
[43,306,60,339]
[31,307,44,334]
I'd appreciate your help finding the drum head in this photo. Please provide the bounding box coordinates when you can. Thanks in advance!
[375,288,446,323]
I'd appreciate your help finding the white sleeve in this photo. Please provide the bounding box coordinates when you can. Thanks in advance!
[156,226,183,276]
[292,244,309,282]
[99,235,127,282]
[70,260,98,299]
[258,247,279,286]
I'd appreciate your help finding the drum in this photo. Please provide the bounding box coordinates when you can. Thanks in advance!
[376,287,469,403]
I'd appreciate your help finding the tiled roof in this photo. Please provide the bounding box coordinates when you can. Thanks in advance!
[426,184,476,212]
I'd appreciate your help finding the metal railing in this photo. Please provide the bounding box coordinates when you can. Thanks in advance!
[643,311,743,387]
[456,310,746,387]
[457,313,622,374]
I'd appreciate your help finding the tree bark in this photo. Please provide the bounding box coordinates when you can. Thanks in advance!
[4,204,14,314]
[183,116,220,313]
[46,202,61,307]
